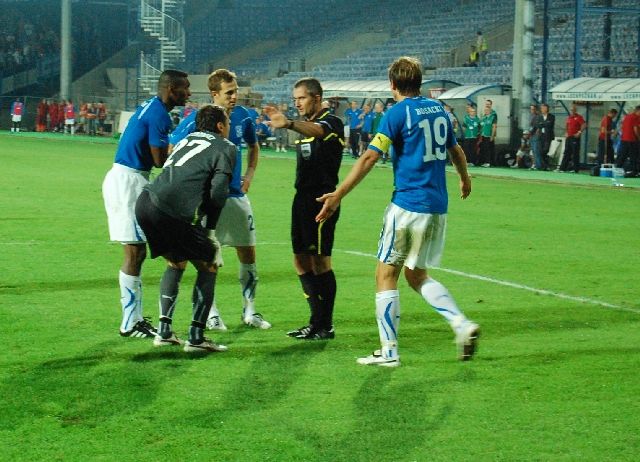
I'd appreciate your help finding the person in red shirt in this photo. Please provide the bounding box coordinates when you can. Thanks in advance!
[597,108,618,165]
[616,105,640,176]
[558,103,586,173]
[57,102,65,132]
[48,99,58,131]
[36,99,48,132]
[64,100,75,135]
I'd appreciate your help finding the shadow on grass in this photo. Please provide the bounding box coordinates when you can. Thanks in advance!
[192,341,328,419]
[293,367,477,459]
[0,340,168,429]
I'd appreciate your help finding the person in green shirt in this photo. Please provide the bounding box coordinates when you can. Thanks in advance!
[462,105,480,165]
[371,102,387,162]
[478,102,497,167]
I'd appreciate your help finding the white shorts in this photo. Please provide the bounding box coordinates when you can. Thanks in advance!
[102,163,149,243]
[377,202,447,270]
[65,118,75,125]
[215,195,256,247]
[11,115,22,123]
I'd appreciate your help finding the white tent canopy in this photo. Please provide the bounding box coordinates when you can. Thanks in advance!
[550,77,640,102]
[321,79,459,99]
[438,84,512,101]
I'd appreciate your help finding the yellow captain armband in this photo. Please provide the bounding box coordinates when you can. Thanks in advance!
[370,132,392,154]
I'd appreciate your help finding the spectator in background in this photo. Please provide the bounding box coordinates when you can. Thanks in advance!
[64,100,76,135]
[36,98,48,132]
[97,101,108,135]
[464,45,478,67]
[48,99,58,132]
[511,130,533,168]
[616,105,640,177]
[274,102,289,152]
[537,103,555,170]
[462,104,480,166]
[371,102,386,162]
[597,108,618,166]
[528,104,541,169]
[10,98,24,132]
[359,103,374,156]
[86,102,98,136]
[478,101,497,167]
[558,103,586,173]
[57,101,65,133]
[344,100,362,158]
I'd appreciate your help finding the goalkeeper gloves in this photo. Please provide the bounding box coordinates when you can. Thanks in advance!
[207,230,224,268]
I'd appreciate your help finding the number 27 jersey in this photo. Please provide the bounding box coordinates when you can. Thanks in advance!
[369,96,456,214]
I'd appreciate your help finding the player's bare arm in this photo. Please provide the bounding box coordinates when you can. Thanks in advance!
[448,144,472,199]
[316,148,380,222]
[150,145,169,167]
[242,142,259,193]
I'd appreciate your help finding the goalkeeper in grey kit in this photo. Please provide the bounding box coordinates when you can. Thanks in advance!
[135,104,236,353]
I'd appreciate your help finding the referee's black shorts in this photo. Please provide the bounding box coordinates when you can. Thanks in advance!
[291,190,340,256]
[135,189,215,262]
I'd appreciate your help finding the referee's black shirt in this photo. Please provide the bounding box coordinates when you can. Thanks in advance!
[294,108,344,193]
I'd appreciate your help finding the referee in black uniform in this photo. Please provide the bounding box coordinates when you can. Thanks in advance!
[135,104,237,353]
[265,78,345,340]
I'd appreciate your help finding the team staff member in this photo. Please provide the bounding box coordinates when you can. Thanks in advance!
[616,105,640,177]
[169,69,271,331]
[136,105,236,353]
[265,78,345,340]
[316,57,479,366]
[558,103,586,173]
[102,69,191,338]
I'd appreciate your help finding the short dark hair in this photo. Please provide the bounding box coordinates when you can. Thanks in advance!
[388,56,422,96]
[158,69,189,91]
[208,68,237,92]
[195,104,228,133]
[294,77,323,98]
[609,108,618,115]
[541,103,550,109]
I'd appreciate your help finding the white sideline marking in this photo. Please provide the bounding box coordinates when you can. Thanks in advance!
[342,250,640,314]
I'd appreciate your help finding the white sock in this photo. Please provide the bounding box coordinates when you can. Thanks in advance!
[419,277,466,333]
[375,290,400,359]
[208,298,220,319]
[119,271,142,331]
[239,263,258,317]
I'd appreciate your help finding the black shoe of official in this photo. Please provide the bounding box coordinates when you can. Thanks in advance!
[296,327,335,340]
[287,324,312,337]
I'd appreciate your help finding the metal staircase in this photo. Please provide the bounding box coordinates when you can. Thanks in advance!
[139,0,186,95]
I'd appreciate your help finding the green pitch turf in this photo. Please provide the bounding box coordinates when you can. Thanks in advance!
[0,132,639,461]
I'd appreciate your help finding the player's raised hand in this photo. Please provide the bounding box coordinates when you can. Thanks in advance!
[315,192,340,222]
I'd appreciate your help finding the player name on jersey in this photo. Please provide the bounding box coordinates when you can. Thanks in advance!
[414,105,444,116]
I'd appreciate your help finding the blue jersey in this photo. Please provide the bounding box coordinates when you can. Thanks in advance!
[362,111,374,133]
[369,96,457,214]
[169,105,257,197]
[114,96,171,171]
[345,108,362,129]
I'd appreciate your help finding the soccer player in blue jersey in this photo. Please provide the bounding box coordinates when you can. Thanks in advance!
[102,69,191,338]
[169,68,271,331]
[344,100,363,158]
[317,57,480,366]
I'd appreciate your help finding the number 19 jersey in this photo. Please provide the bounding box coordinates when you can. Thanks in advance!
[368,96,456,214]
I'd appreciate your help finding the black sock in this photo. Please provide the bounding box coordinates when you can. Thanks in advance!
[189,321,206,344]
[159,267,184,337]
[316,270,337,330]
[192,271,216,329]
[299,272,321,327]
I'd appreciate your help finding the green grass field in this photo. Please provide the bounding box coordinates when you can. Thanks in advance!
[1,132,639,461]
